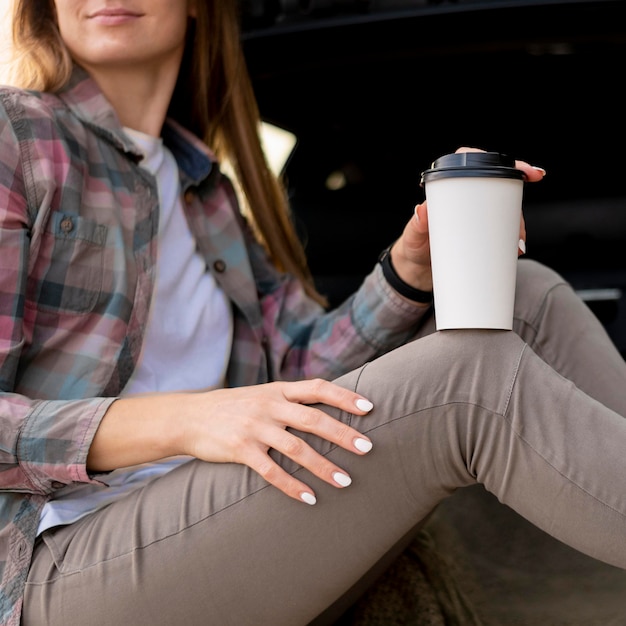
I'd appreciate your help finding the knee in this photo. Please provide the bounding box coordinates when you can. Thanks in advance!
[359,329,528,420]
[516,259,569,298]
[514,259,571,330]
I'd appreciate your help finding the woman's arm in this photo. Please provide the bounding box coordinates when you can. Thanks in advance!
[244,222,433,384]
[88,380,375,505]
[0,92,115,495]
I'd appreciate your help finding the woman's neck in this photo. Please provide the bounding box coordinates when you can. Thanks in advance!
[86,59,180,137]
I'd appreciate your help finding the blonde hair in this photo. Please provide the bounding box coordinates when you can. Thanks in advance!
[10,0,326,306]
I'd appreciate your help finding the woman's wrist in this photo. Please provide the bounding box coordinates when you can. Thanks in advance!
[87,394,187,472]
[378,246,433,304]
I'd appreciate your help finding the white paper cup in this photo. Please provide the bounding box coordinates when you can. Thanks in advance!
[421,152,525,330]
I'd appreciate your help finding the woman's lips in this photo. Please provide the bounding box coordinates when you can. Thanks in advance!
[88,8,144,25]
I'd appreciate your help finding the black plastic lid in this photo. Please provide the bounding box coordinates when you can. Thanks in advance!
[420,152,525,184]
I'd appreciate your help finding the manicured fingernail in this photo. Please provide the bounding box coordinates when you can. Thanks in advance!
[301,492,317,505]
[532,166,547,176]
[355,438,373,453]
[414,205,420,223]
[518,239,526,254]
[355,398,373,412]
[333,472,352,487]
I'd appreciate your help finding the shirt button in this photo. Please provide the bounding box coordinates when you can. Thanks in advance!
[213,259,226,273]
[51,481,65,490]
[60,217,74,233]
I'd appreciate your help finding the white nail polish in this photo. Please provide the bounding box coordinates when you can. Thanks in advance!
[301,492,317,505]
[414,205,420,223]
[518,239,526,254]
[532,166,547,175]
[355,398,373,412]
[355,438,373,453]
[333,472,352,487]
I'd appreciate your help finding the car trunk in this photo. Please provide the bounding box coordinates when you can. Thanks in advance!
[242,0,626,355]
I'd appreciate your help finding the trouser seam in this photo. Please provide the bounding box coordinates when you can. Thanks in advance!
[501,348,626,520]
[503,343,527,416]
[500,416,626,520]
[31,470,277,582]
[515,280,571,358]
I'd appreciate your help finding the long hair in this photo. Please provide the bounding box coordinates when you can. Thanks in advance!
[10,0,73,91]
[10,0,327,306]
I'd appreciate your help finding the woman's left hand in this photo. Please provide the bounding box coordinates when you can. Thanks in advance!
[389,147,547,297]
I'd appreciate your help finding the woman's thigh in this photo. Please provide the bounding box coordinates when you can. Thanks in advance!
[24,330,525,625]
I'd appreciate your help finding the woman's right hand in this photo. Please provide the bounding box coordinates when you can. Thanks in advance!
[88,380,374,505]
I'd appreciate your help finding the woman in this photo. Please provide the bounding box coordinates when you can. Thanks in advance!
[1,1,625,625]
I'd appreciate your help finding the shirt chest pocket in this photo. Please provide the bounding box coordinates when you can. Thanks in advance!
[28,213,109,314]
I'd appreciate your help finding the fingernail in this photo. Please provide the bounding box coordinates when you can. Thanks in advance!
[300,492,317,505]
[414,204,420,223]
[333,472,352,487]
[518,239,527,254]
[355,398,373,412]
[355,437,373,453]
[532,166,547,176]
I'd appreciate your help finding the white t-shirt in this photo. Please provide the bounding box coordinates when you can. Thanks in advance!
[37,128,234,534]
[124,128,233,393]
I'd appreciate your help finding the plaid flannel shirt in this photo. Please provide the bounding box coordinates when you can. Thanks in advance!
[0,67,429,625]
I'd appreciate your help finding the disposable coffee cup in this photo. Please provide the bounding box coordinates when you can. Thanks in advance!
[420,152,525,330]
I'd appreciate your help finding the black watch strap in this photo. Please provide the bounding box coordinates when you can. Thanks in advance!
[378,246,434,304]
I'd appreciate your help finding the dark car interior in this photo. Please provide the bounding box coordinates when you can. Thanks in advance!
[242,0,626,357]
[241,2,626,623]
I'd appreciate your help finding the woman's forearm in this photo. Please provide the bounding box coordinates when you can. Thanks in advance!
[86,393,191,472]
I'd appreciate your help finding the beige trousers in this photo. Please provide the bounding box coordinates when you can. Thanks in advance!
[24,260,626,626]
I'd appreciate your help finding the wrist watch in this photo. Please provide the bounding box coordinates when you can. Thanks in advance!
[378,246,434,304]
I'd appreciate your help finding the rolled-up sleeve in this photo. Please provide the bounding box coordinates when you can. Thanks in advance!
[257,240,432,382]
[1,394,115,494]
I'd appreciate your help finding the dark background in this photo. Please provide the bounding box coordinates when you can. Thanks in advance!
[242,0,626,355]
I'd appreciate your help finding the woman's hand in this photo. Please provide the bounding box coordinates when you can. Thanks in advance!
[389,146,547,295]
[89,380,374,506]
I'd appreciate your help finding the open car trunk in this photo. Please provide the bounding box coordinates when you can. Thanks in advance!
[242,0,626,356]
